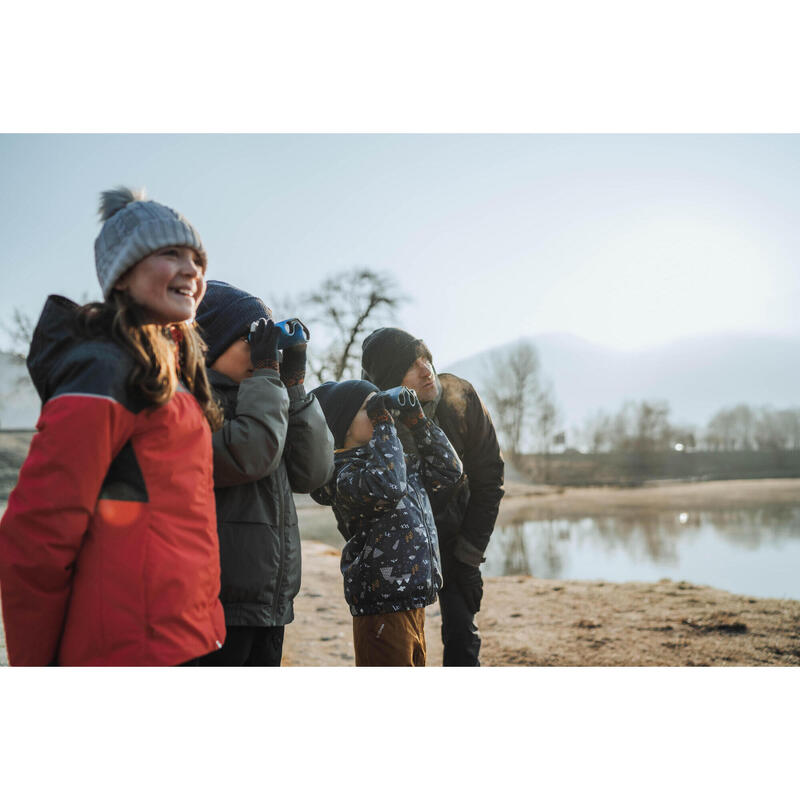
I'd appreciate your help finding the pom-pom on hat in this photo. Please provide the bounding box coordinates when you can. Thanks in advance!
[361,327,433,390]
[310,380,378,449]
[94,186,206,300]
[195,280,272,366]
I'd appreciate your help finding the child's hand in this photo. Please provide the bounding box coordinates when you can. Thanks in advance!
[385,386,425,428]
[249,318,281,371]
[365,392,393,425]
[279,319,309,388]
[382,386,417,410]
[275,318,310,348]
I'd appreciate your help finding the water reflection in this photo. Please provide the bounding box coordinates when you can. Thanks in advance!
[298,500,800,599]
[484,505,800,599]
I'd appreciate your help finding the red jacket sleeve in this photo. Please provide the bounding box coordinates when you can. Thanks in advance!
[0,394,136,665]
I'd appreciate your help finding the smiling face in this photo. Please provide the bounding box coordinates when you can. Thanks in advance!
[114,246,207,325]
[401,356,438,403]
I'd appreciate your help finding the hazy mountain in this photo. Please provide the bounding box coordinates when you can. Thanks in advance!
[443,332,800,432]
[0,352,39,429]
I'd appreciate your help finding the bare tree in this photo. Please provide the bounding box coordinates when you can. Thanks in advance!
[301,268,407,382]
[1,307,35,363]
[705,403,765,451]
[632,400,672,453]
[482,341,542,461]
[534,381,560,481]
[753,406,800,451]
[579,410,613,453]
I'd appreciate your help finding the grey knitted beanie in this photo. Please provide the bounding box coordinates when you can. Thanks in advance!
[94,186,206,300]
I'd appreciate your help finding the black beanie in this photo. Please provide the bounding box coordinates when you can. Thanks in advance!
[196,280,272,365]
[361,327,433,390]
[310,380,378,449]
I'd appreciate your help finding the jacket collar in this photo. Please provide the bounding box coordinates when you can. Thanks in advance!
[207,367,239,390]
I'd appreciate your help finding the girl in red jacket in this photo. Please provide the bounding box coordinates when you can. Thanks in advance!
[0,187,227,666]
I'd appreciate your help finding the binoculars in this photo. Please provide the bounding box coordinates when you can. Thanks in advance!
[383,386,419,409]
[249,318,309,350]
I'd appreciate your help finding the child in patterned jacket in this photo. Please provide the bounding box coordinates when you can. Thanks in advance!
[310,379,463,666]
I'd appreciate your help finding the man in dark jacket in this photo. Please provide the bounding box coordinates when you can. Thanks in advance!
[361,327,505,666]
[195,281,335,666]
[310,380,462,666]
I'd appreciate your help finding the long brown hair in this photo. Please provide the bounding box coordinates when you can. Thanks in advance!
[75,291,223,431]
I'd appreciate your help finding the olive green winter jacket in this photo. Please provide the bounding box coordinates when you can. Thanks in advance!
[210,367,335,627]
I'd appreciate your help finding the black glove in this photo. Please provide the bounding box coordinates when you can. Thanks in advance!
[452,560,483,615]
[365,392,393,425]
[248,318,280,371]
[279,320,309,388]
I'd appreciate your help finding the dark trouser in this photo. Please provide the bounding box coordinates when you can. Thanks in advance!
[352,608,427,666]
[439,575,481,667]
[195,625,285,667]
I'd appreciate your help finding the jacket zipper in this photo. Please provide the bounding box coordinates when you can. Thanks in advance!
[409,477,437,603]
[271,472,287,624]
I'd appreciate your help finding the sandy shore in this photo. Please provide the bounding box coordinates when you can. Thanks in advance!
[282,539,800,667]
[286,479,800,666]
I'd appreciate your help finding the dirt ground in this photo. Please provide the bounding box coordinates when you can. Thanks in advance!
[2,479,800,667]
[282,539,800,667]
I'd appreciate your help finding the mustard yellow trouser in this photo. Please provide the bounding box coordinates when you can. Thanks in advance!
[352,607,426,667]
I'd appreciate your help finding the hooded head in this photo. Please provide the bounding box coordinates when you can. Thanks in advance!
[309,380,378,449]
[94,186,206,301]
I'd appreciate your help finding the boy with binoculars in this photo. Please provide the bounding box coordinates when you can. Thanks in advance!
[194,280,335,666]
[311,380,463,666]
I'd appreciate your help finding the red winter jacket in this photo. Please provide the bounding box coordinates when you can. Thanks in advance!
[0,296,226,666]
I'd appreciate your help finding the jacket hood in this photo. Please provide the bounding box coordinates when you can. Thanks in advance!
[26,295,84,402]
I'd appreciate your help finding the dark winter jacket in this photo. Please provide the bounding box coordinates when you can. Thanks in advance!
[0,296,226,666]
[210,368,334,627]
[398,373,504,567]
[311,416,462,616]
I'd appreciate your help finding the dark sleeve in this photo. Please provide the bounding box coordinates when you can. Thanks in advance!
[407,417,463,495]
[211,368,289,488]
[334,420,408,517]
[456,384,505,561]
[282,384,335,494]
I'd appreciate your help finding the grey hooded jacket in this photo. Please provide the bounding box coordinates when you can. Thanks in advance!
[210,367,335,627]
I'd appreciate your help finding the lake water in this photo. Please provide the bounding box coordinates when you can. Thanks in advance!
[299,503,800,601]
[484,505,800,600]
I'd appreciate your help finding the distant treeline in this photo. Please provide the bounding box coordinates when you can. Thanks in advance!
[479,342,800,484]
[572,402,800,455]
[518,449,800,487]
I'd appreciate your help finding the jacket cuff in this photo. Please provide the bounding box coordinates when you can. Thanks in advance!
[406,415,433,436]
[252,367,281,379]
[453,536,486,567]
[286,383,307,405]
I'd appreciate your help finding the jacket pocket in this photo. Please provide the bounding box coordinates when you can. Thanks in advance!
[217,521,280,605]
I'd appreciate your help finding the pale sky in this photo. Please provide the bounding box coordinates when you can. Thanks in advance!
[1,134,798,366]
